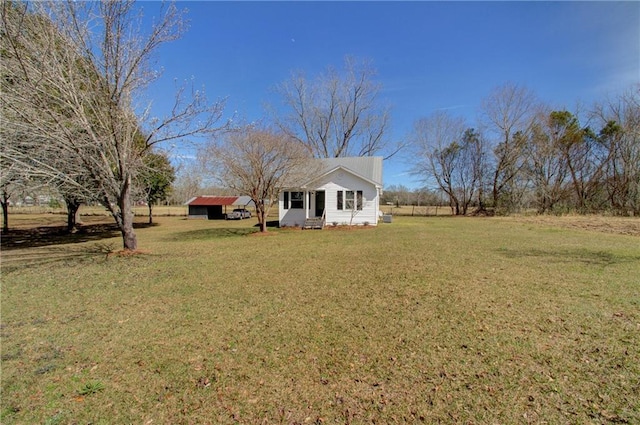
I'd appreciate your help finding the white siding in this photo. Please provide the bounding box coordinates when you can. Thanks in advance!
[316,169,379,226]
[279,191,308,227]
[279,169,381,227]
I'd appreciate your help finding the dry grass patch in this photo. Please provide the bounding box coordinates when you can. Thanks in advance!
[1,215,639,424]
[510,214,640,237]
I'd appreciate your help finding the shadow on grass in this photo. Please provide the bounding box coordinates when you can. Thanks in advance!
[0,221,158,251]
[1,221,163,273]
[1,243,116,274]
[1,224,120,251]
[165,227,259,242]
[254,220,280,229]
[497,247,640,267]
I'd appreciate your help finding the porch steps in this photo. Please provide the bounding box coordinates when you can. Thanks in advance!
[303,217,325,229]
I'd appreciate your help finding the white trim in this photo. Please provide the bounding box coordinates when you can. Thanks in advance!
[300,165,382,189]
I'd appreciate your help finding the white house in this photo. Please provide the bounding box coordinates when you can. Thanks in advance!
[279,156,383,228]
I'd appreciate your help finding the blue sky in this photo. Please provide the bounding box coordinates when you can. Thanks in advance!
[142,1,639,189]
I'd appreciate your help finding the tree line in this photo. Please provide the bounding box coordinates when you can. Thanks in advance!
[409,83,639,216]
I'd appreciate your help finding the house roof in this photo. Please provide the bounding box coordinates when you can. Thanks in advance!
[234,196,256,206]
[300,156,383,188]
[320,157,383,184]
[185,196,240,206]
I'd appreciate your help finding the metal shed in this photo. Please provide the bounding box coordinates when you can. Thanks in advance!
[185,196,240,219]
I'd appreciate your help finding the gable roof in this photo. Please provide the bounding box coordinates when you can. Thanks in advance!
[301,156,383,188]
[234,196,256,206]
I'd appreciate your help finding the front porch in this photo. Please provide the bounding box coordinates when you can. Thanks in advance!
[280,189,326,228]
[303,211,325,229]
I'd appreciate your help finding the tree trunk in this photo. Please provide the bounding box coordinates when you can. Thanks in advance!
[118,177,138,250]
[1,192,9,234]
[462,200,469,216]
[65,198,81,233]
[148,202,153,225]
[448,192,461,215]
[476,182,485,212]
[260,212,267,232]
[120,210,137,250]
[492,170,500,209]
[258,206,267,233]
[252,199,268,233]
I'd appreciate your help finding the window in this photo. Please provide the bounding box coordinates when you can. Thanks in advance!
[338,190,364,210]
[345,191,354,210]
[283,192,289,209]
[290,191,303,209]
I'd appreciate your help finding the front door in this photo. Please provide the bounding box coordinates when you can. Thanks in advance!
[315,191,325,217]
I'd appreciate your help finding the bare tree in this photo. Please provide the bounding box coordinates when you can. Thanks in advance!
[382,184,413,207]
[0,107,79,230]
[204,125,314,232]
[1,1,226,250]
[592,86,640,215]
[1,123,97,233]
[408,112,483,215]
[168,167,204,205]
[0,157,24,233]
[276,56,397,159]
[480,83,538,212]
[460,128,487,213]
[551,111,602,212]
[524,110,571,213]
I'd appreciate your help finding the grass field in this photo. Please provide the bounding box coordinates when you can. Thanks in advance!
[1,214,639,424]
[4,202,465,219]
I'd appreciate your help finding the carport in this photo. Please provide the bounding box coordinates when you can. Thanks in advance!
[185,196,239,219]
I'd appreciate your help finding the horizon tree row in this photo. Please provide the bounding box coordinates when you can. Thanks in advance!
[409,83,639,216]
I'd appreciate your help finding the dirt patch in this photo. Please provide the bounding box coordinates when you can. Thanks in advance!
[512,215,640,236]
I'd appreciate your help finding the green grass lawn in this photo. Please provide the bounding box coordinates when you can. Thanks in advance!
[1,216,639,424]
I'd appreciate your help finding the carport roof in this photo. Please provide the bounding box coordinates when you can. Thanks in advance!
[185,196,239,206]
